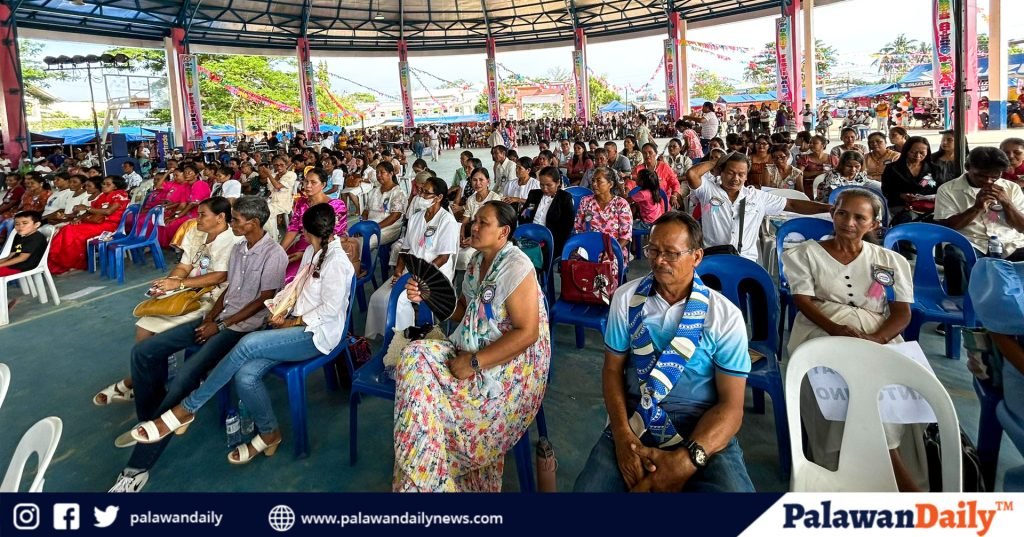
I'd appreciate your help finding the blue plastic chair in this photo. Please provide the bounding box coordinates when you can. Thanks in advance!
[348,220,381,312]
[775,217,835,355]
[550,232,624,349]
[828,184,890,227]
[696,254,791,479]
[268,276,358,458]
[348,274,545,490]
[884,222,978,359]
[565,186,592,213]
[628,187,670,259]
[513,223,556,304]
[87,203,141,277]
[106,206,167,284]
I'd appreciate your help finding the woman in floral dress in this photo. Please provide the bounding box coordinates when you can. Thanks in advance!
[393,201,550,492]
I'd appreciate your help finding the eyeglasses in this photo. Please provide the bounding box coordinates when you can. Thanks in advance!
[642,246,695,262]
[419,191,437,198]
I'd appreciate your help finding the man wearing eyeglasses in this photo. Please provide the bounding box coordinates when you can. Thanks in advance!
[575,212,754,492]
[935,146,1024,294]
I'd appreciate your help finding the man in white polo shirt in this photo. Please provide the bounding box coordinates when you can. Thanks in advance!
[934,146,1024,294]
[685,152,830,263]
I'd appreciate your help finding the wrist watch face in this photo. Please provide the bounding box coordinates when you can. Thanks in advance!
[470,355,480,372]
[691,444,708,467]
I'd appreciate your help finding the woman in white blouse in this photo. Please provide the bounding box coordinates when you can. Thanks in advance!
[502,156,540,205]
[362,161,408,247]
[456,167,501,270]
[783,188,924,491]
[129,203,353,463]
[365,176,461,339]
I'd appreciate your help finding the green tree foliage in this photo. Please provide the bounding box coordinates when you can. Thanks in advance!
[18,40,68,95]
[872,34,932,82]
[474,87,513,114]
[587,75,622,116]
[346,92,377,103]
[691,69,735,102]
[743,39,838,91]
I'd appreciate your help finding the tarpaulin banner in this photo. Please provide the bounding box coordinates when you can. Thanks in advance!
[932,0,956,98]
[664,38,679,121]
[485,38,500,123]
[572,50,588,121]
[180,54,204,144]
[154,131,168,168]
[398,39,415,129]
[297,38,321,133]
[775,17,794,104]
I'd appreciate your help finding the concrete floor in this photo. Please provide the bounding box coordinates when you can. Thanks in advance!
[2,131,1023,492]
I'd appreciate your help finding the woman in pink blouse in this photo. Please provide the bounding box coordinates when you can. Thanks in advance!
[566,141,594,186]
[574,168,633,254]
[281,167,347,280]
[157,166,205,247]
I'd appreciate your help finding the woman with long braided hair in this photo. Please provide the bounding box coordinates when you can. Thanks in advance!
[128,202,354,464]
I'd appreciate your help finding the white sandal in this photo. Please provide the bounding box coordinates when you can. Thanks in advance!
[228,435,281,465]
[93,380,134,406]
[130,409,194,444]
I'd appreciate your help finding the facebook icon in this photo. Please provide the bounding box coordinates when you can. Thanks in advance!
[53,503,80,530]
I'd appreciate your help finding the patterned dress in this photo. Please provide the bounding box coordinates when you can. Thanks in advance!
[392,243,551,492]
[574,195,633,242]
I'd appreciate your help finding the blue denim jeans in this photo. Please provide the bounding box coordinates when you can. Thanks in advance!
[573,427,755,492]
[127,319,247,470]
[181,327,323,434]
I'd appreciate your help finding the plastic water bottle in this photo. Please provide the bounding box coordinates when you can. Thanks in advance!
[167,354,178,381]
[987,236,1004,259]
[239,399,255,437]
[225,409,241,447]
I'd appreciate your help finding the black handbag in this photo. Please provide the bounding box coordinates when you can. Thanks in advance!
[924,423,986,492]
[702,199,746,257]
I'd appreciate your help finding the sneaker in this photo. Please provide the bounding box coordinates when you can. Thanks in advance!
[109,468,149,493]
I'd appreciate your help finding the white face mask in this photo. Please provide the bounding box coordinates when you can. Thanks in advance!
[410,195,433,213]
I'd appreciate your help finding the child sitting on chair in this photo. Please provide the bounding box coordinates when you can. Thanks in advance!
[0,210,46,278]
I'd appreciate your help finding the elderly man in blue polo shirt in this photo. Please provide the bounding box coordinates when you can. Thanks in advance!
[574,212,755,492]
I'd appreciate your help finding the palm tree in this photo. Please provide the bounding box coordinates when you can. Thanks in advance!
[872,33,929,82]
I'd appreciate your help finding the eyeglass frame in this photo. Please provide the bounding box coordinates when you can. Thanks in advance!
[641,246,697,262]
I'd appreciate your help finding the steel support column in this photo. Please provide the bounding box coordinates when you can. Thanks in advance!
[987,0,1006,129]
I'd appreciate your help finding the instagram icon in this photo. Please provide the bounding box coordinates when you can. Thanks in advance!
[12,503,40,530]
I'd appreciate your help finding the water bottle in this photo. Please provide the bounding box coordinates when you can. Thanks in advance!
[225,409,241,447]
[987,236,1004,259]
[167,354,178,381]
[239,399,255,437]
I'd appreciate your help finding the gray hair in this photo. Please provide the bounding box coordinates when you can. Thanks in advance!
[834,188,883,222]
[233,196,271,227]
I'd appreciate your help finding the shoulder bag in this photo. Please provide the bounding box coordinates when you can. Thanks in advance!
[702,198,746,256]
[133,286,216,318]
[559,232,619,305]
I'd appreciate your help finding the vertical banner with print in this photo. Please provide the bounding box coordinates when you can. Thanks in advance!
[296,37,321,133]
[774,17,793,105]
[573,28,590,123]
[179,54,204,147]
[664,38,679,121]
[485,38,500,123]
[932,0,955,98]
[154,131,168,169]
[397,39,415,129]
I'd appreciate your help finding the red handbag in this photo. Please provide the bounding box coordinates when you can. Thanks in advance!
[559,233,619,305]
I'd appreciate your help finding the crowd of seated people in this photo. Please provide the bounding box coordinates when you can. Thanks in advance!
[7,112,1024,495]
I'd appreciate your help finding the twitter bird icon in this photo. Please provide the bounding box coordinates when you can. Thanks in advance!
[94,506,118,528]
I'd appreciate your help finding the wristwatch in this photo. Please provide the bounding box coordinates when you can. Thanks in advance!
[216,321,227,332]
[685,439,709,469]
[469,353,481,375]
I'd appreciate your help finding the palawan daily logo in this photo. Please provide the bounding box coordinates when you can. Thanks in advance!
[783,500,1015,536]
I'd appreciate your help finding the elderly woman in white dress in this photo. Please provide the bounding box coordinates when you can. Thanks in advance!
[365,176,460,339]
[783,188,925,492]
[361,160,407,248]
[456,167,501,271]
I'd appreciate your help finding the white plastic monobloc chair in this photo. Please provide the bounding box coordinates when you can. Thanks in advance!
[0,227,60,326]
[785,337,961,492]
[763,187,811,201]
[1,416,63,492]
[0,363,9,411]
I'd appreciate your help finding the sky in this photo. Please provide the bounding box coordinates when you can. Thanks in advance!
[28,0,1024,104]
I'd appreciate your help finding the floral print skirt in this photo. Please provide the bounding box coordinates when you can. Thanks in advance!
[392,337,549,492]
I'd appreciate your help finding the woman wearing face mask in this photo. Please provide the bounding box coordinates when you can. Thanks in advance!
[816,151,878,202]
[281,168,348,281]
[365,176,460,339]
[881,136,939,224]
[864,132,900,181]
[456,168,501,271]
[519,166,574,256]
[362,161,407,248]
[393,201,548,492]
[765,144,803,189]
[48,176,130,274]
[782,189,924,492]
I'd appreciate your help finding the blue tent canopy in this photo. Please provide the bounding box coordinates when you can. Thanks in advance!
[38,128,155,145]
[380,113,490,126]
[899,53,1024,89]
[599,100,631,113]
[833,83,901,100]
